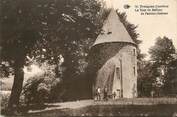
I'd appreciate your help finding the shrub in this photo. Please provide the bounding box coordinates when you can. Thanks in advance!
[0,91,11,110]
[22,72,61,106]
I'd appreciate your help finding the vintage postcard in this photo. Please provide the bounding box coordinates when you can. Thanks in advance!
[0,0,177,116]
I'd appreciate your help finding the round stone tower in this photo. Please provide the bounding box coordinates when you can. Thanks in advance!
[90,9,137,99]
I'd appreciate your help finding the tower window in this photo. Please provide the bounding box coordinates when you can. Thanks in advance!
[107,31,112,34]
[116,67,120,79]
[133,66,136,76]
[133,49,136,56]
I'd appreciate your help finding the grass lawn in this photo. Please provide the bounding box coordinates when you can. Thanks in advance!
[26,104,177,117]
[16,103,177,117]
[1,99,176,117]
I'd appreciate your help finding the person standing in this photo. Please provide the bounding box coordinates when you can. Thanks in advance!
[97,87,101,100]
[113,91,116,99]
[103,87,108,101]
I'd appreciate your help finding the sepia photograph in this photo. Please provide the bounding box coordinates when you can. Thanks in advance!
[0,0,177,116]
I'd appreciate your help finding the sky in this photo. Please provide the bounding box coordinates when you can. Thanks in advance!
[105,0,177,59]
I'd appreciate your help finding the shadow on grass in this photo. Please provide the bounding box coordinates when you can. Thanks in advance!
[1,104,61,116]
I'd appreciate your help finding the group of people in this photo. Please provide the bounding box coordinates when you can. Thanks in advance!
[94,87,110,101]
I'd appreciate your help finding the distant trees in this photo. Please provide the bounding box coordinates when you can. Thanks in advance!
[137,61,153,97]
[149,37,176,95]
[149,37,176,66]
[138,36,177,97]
[165,58,177,94]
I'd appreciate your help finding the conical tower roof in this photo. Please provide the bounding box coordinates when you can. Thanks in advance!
[93,9,136,46]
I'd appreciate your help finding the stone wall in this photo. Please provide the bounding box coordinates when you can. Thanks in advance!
[89,42,137,98]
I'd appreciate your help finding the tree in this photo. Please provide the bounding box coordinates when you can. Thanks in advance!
[164,55,177,95]
[0,0,43,113]
[1,0,106,113]
[148,36,176,96]
[137,60,160,97]
[149,37,176,66]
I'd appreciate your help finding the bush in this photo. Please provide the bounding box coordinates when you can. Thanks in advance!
[22,72,61,106]
[0,91,11,111]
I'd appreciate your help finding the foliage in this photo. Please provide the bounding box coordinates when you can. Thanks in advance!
[164,57,177,95]
[138,37,176,97]
[27,0,107,79]
[0,62,10,78]
[0,92,11,111]
[22,68,61,105]
[137,37,176,97]
[149,37,176,65]
[148,36,176,96]
[0,0,41,63]
[137,61,159,97]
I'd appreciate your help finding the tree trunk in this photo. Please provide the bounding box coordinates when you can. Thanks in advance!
[7,59,25,114]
